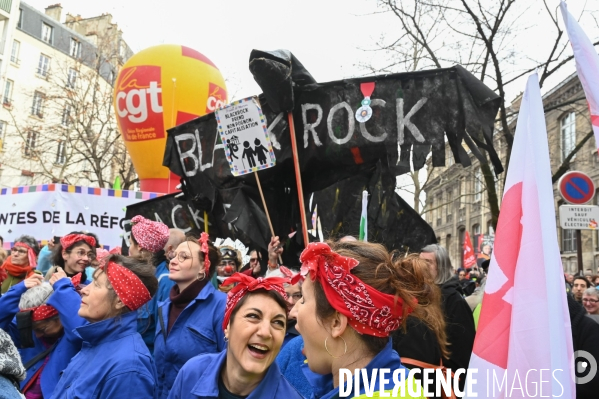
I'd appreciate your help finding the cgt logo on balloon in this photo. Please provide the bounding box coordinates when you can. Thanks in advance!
[115,65,164,141]
[206,82,227,113]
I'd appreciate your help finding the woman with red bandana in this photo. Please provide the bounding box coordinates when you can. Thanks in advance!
[49,254,158,399]
[0,271,85,398]
[46,233,97,285]
[155,235,227,399]
[295,241,430,398]
[0,235,40,294]
[168,272,303,399]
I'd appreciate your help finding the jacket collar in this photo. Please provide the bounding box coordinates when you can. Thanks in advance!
[313,339,403,399]
[191,350,284,398]
[75,311,138,345]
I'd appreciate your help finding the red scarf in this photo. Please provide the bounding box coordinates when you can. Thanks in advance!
[300,242,414,338]
[221,273,289,330]
[0,254,35,283]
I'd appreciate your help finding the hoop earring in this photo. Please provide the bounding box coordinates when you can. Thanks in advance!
[197,272,206,281]
[224,335,229,343]
[324,336,347,358]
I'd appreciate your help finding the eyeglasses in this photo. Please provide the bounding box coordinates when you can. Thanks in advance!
[288,292,302,301]
[582,298,599,304]
[250,258,259,263]
[169,251,192,263]
[72,249,96,260]
[12,248,28,255]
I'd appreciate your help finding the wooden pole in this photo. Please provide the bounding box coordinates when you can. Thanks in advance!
[255,172,283,264]
[204,211,209,234]
[287,111,309,248]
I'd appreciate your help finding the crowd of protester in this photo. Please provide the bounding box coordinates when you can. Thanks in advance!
[0,225,598,398]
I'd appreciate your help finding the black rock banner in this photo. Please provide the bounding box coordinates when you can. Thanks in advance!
[162,51,501,253]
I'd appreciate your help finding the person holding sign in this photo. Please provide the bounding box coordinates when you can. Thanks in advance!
[0,235,40,294]
[167,273,302,399]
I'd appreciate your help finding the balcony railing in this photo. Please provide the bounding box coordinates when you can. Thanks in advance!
[0,0,12,14]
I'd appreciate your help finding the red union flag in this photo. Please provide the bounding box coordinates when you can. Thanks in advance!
[560,1,599,151]
[464,74,575,398]
[463,231,476,268]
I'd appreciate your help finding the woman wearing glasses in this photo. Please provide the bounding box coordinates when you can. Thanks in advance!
[155,234,227,399]
[0,235,40,294]
[582,288,599,320]
[47,233,97,285]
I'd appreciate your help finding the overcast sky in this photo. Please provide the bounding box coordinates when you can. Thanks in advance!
[23,0,599,103]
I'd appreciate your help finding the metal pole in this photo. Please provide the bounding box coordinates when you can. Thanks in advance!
[576,229,583,275]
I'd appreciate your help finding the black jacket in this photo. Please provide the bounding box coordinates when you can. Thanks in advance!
[568,295,599,399]
[440,277,476,372]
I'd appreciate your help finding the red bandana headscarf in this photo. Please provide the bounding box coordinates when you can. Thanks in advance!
[299,242,413,337]
[221,273,289,331]
[0,243,38,283]
[60,234,96,250]
[103,261,152,311]
[20,273,83,321]
[280,266,304,285]
[199,232,211,275]
[131,215,170,253]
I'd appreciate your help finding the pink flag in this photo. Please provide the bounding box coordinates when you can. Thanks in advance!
[464,74,575,398]
[463,231,476,269]
[560,1,599,150]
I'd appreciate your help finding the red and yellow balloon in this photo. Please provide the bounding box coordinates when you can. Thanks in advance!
[113,44,227,193]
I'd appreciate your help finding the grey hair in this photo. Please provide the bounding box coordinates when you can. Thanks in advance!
[19,283,54,310]
[583,287,599,299]
[15,234,40,256]
[421,244,454,285]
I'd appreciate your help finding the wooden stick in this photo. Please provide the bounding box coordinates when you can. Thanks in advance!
[287,111,309,247]
[204,211,209,234]
[254,172,283,264]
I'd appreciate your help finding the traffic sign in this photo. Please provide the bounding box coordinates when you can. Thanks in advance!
[559,205,599,230]
[558,171,595,204]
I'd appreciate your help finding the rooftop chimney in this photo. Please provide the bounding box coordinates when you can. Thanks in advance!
[45,4,62,22]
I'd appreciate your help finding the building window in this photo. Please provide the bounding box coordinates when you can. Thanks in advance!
[41,23,53,44]
[10,40,20,64]
[561,112,576,161]
[24,131,38,157]
[17,9,23,29]
[31,91,44,118]
[562,229,577,252]
[472,224,481,235]
[119,41,126,58]
[56,141,66,164]
[61,104,72,126]
[0,121,6,149]
[37,54,50,77]
[67,68,77,88]
[474,168,482,202]
[3,80,13,106]
[69,38,81,58]
[446,189,453,215]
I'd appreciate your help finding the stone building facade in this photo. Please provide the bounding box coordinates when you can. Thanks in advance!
[423,72,597,274]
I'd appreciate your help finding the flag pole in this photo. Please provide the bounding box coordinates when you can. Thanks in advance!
[254,171,283,264]
[287,111,309,248]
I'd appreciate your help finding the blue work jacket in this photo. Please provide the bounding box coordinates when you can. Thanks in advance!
[167,349,303,399]
[50,311,157,399]
[137,260,174,353]
[154,281,227,399]
[309,340,418,399]
[0,279,84,399]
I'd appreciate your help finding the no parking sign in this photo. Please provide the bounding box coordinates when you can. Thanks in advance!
[558,171,595,205]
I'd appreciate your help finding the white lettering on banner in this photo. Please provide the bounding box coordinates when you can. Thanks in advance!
[171,205,191,233]
[327,102,355,145]
[187,204,211,228]
[0,188,143,249]
[267,112,284,150]
[116,81,162,123]
[397,98,427,165]
[206,96,226,112]
[359,99,388,142]
[176,129,212,177]
[301,103,323,148]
